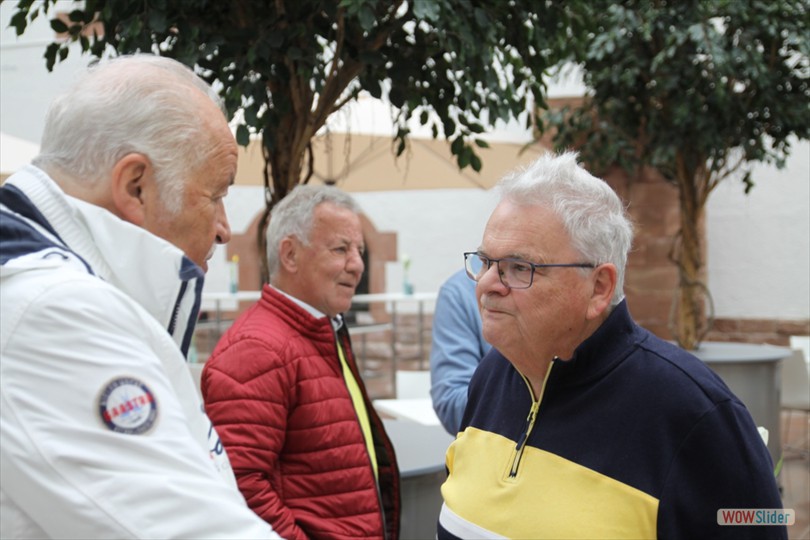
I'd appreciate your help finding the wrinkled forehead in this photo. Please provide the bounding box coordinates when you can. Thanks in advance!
[309,203,364,240]
[483,200,571,258]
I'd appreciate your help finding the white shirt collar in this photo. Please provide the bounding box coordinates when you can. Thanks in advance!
[270,285,343,330]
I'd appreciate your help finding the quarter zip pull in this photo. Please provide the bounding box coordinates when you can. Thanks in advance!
[508,363,553,478]
[509,400,540,477]
[514,431,527,451]
[514,408,536,450]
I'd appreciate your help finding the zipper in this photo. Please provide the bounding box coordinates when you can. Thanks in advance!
[167,280,188,337]
[508,362,554,478]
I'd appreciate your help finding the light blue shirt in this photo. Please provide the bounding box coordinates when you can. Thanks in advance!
[430,268,491,434]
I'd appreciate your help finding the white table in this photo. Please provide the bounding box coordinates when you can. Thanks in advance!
[373,398,441,426]
[383,419,454,539]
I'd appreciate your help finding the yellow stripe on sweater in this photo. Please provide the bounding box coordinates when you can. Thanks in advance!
[442,427,658,539]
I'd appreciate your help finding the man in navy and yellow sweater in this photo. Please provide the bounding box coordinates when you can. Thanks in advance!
[438,152,785,539]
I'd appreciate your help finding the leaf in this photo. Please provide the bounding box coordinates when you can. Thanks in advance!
[474,138,490,149]
[389,86,405,108]
[50,17,68,34]
[473,8,489,28]
[450,136,464,155]
[44,42,60,72]
[10,10,29,35]
[742,171,755,194]
[442,117,456,139]
[358,4,376,32]
[470,151,482,172]
[126,16,143,36]
[457,145,471,169]
[413,0,441,22]
[244,105,259,125]
[236,124,251,147]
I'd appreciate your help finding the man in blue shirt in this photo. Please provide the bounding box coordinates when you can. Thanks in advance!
[430,268,491,434]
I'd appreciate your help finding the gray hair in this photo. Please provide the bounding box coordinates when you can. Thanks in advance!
[497,151,634,307]
[33,53,227,214]
[266,184,362,278]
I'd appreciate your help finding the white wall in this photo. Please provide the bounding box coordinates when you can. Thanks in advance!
[354,189,499,294]
[707,139,810,319]
[2,2,808,321]
[0,2,90,145]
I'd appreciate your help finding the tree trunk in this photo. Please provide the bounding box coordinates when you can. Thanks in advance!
[671,153,711,350]
[246,3,401,285]
[254,124,311,285]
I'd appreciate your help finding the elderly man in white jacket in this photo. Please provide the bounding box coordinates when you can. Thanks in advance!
[0,54,281,539]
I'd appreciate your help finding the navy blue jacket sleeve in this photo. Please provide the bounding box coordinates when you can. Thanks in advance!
[657,399,786,539]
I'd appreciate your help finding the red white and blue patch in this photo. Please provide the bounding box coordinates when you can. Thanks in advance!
[98,377,158,435]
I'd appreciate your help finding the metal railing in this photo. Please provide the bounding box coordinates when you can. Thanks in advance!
[198,291,437,386]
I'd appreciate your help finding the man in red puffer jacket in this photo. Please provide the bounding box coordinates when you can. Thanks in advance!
[202,184,400,540]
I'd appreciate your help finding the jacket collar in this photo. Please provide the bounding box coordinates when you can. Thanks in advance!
[267,284,345,331]
[260,284,338,339]
[2,165,203,354]
[547,300,646,388]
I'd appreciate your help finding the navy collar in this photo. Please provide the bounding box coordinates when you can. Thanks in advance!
[547,300,645,388]
[0,184,93,273]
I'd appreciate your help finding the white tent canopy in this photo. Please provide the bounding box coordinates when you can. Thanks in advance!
[1,132,39,177]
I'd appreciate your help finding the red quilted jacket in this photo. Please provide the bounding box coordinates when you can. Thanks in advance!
[201,285,400,540]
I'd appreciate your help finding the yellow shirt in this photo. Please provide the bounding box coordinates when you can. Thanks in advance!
[336,337,378,479]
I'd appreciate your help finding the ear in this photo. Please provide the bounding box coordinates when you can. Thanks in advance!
[277,236,300,274]
[586,263,618,320]
[110,154,150,225]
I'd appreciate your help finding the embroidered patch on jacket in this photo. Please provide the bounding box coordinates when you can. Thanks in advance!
[98,377,158,434]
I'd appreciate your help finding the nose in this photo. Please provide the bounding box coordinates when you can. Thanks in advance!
[347,247,365,275]
[477,260,508,293]
[215,203,232,245]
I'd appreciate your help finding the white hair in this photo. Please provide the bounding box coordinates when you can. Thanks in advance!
[497,151,634,307]
[33,54,226,214]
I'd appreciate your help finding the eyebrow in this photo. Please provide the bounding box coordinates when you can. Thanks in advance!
[334,236,365,249]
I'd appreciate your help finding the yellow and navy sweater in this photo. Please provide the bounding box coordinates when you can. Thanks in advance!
[439,301,785,540]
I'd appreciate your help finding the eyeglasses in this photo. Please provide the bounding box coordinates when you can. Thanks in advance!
[464,251,594,290]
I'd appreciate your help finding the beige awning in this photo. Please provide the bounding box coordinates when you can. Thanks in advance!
[235,132,548,192]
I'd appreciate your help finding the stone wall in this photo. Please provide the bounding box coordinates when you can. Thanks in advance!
[706,318,810,347]
[602,164,809,348]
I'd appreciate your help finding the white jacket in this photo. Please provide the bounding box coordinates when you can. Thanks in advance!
[0,166,281,539]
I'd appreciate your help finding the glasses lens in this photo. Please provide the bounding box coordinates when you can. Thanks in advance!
[465,253,485,281]
[503,259,533,289]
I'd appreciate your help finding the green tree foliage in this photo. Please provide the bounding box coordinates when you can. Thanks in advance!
[11,0,590,280]
[541,0,809,349]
